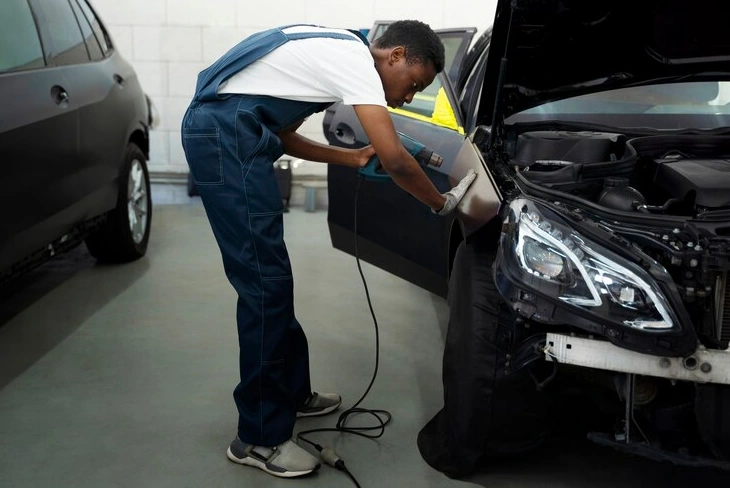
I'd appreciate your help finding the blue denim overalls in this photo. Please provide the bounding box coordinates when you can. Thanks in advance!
[181,26,367,447]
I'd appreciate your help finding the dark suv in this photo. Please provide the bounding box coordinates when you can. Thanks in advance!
[0,0,155,284]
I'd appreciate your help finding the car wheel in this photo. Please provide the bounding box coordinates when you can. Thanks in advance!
[186,172,199,197]
[418,228,553,477]
[453,234,554,448]
[85,143,152,262]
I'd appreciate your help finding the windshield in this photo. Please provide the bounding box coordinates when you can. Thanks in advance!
[506,82,730,130]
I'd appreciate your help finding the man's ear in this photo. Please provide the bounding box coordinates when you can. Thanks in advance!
[389,46,406,65]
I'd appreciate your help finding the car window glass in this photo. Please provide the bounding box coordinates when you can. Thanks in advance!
[368,22,391,42]
[519,82,729,116]
[390,75,461,132]
[0,0,45,73]
[370,25,467,84]
[77,0,111,55]
[439,34,470,83]
[460,48,488,131]
[29,0,89,66]
[69,0,103,61]
[507,82,730,130]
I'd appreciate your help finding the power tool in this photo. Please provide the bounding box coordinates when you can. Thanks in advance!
[358,132,443,181]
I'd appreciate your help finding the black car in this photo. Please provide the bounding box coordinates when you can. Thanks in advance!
[325,0,730,470]
[0,0,155,284]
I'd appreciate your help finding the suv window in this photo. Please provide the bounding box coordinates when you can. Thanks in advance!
[76,0,112,55]
[69,0,103,61]
[29,0,89,66]
[0,0,46,73]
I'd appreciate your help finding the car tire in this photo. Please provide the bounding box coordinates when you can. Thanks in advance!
[186,172,199,197]
[85,143,152,262]
[418,228,552,477]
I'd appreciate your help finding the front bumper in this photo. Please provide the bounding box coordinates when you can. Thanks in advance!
[545,333,730,385]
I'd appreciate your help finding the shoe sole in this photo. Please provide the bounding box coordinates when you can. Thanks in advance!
[296,400,342,418]
[226,447,318,478]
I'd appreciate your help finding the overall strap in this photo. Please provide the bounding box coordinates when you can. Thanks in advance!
[284,29,368,45]
[194,25,368,102]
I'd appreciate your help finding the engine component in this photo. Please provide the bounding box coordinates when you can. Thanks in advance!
[597,177,646,211]
[513,131,637,189]
[633,375,658,405]
[654,159,730,210]
[513,131,626,167]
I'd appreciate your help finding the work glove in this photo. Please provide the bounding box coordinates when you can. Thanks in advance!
[433,169,477,215]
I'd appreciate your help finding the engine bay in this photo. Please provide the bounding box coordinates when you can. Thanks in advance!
[510,131,730,218]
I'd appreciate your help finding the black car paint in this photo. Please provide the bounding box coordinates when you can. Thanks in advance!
[326,4,730,469]
[325,28,479,297]
[326,9,730,352]
[0,0,151,281]
[480,0,730,127]
[327,120,460,297]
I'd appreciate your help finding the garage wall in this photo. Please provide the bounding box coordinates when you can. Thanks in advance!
[89,0,497,175]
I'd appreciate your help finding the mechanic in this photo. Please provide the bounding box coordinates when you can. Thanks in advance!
[181,20,477,479]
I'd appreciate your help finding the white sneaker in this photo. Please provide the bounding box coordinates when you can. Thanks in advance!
[227,437,320,478]
[296,392,342,418]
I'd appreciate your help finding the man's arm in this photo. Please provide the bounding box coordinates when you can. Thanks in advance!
[353,104,447,212]
[278,127,375,168]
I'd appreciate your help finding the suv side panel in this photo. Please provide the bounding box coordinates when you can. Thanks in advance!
[0,0,152,278]
[0,0,82,271]
[68,0,148,215]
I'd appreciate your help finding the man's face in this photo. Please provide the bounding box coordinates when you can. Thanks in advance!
[379,47,437,109]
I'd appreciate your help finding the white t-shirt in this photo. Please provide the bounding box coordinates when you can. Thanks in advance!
[218,25,387,107]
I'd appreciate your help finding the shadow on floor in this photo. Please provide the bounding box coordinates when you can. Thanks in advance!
[0,244,150,389]
[461,434,727,487]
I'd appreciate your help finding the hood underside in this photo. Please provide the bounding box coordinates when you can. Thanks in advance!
[478,0,730,126]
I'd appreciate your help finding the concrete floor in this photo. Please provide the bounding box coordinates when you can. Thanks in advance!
[0,189,725,487]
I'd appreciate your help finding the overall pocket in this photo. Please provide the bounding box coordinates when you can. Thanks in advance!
[182,127,223,185]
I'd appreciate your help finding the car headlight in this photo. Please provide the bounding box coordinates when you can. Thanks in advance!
[509,199,677,331]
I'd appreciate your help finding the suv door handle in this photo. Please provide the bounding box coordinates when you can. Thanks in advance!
[51,85,69,106]
[113,73,125,87]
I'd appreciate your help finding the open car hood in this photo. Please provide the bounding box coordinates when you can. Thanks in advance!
[478,0,730,127]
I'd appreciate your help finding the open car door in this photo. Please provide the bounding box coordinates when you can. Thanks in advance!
[325,26,477,297]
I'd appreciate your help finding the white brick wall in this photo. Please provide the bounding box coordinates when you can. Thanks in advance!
[90,0,496,175]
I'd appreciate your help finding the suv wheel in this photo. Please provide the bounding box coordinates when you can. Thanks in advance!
[85,143,152,262]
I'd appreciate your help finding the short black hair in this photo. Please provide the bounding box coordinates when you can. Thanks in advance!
[372,20,445,73]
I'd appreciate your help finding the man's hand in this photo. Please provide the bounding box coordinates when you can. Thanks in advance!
[353,105,446,210]
[353,145,376,168]
[433,169,477,216]
[278,129,377,169]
